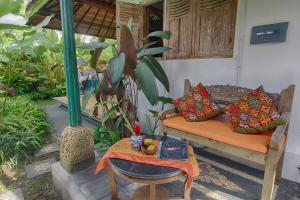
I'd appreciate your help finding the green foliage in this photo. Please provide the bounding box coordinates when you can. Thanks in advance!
[0,0,23,16]
[145,96,173,134]
[108,53,125,86]
[92,99,134,149]
[0,96,50,163]
[0,27,66,99]
[135,61,159,105]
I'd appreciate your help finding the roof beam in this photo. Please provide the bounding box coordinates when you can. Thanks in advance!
[81,0,115,12]
[87,8,101,33]
[97,10,108,36]
[75,5,92,30]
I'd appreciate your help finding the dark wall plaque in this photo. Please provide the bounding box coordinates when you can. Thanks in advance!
[250,22,289,44]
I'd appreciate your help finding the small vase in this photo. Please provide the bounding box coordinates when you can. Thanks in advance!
[130,135,144,151]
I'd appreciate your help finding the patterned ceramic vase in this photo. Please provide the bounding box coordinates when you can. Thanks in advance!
[130,135,144,151]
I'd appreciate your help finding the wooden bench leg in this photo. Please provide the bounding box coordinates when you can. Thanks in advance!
[108,166,118,200]
[261,149,278,200]
[159,120,167,137]
[275,150,284,181]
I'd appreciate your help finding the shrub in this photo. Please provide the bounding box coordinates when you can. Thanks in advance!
[0,96,50,163]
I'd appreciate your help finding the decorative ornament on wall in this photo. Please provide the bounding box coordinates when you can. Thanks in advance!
[250,22,289,44]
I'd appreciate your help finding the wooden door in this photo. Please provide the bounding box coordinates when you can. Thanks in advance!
[164,0,193,59]
[192,0,237,58]
[116,1,144,48]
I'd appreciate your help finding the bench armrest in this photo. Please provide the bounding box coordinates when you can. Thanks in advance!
[270,112,290,150]
[159,107,178,120]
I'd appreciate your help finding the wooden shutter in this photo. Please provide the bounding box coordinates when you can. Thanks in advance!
[165,0,193,59]
[116,1,144,48]
[192,0,237,58]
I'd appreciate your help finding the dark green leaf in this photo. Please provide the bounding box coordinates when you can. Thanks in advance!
[147,31,171,40]
[108,53,125,86]
[135,62,159,105]
[137,47,171,58]
[127,17,133,31]
[0,0,23,16]
[102,105,118,125]
[26,0,50,17]
[148,110,159,117]
[82,89,93,111]
[77,41,116,49]
[34,15,54,29]
[0,24,29,30]
[111,45,118,57]
[143,55,170,92]
[157,96,173,104]
[136,41,158,54]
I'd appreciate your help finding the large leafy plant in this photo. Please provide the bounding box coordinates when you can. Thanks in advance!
[77,22,171,146]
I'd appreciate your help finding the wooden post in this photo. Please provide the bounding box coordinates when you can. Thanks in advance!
[59,0,95,173]
[261,149,278,200]
[60,0,82,126]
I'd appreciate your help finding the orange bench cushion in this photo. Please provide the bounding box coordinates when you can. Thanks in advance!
[163,116,272,153]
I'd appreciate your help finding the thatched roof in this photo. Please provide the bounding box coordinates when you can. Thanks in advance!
[27,0,116,39]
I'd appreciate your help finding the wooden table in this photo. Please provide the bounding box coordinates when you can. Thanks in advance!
[107,158,191,200]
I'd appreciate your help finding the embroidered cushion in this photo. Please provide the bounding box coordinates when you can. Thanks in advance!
[223,86,285,133]
[173,83,222,121]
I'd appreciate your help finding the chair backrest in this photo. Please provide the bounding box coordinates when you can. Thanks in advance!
[183,79,295,113]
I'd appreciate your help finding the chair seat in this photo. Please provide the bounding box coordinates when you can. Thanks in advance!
[163,116,273,153]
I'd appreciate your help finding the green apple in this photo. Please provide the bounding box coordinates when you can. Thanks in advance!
[143,138,153,146]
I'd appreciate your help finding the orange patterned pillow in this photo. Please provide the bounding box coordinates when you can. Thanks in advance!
[223,86,285,133]
[173,83,222,121]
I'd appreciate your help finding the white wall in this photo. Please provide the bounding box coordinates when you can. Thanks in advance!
[138,0,300,183]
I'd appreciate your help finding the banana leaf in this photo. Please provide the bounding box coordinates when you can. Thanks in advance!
[135,61,159,105]
[147,31,171,40]
[143,55,170,92]
[108,53,125,86]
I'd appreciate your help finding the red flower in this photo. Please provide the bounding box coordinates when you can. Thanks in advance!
[200,89,209,97]
[133,121,141,136]
[172,98,180,105]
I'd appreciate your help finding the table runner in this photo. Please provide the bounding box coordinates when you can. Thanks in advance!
[95,138,199,188]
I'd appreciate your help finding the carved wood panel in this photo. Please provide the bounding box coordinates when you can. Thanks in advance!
[164,0,237,59]
[192,0,237,58]
[116,1,143,48]
[165,0,193,59]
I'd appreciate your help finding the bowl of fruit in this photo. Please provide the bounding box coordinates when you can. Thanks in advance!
[141,138,157,155]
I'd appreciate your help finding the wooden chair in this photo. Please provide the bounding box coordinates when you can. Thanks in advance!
[159,79,295,200]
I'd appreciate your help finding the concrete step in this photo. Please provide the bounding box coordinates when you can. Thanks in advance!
[25,158,56,179]
[34,143,59,159]
[0,188,24,200]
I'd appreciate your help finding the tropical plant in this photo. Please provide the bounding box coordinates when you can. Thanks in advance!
[145,96,173,134]
[79,21,172,137]
[0,96,50,163]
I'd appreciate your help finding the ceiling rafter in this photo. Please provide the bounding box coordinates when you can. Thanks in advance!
[75,5,92,30]
[27,0,116,39]
[87,7,101,33]
[97,9,108,36]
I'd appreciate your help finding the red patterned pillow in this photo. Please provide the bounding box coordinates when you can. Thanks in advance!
[173,83,222,121]
[223,86,285,133]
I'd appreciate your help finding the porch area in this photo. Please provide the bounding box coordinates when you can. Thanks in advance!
[1,0,300,199]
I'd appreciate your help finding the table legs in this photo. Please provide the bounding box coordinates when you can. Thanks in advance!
[150,184,156,200]
[107,165,191,200]
[183,176,191,200]
[108,166,118,200]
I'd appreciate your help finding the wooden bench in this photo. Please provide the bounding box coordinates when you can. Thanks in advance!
[159,79,295,200]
